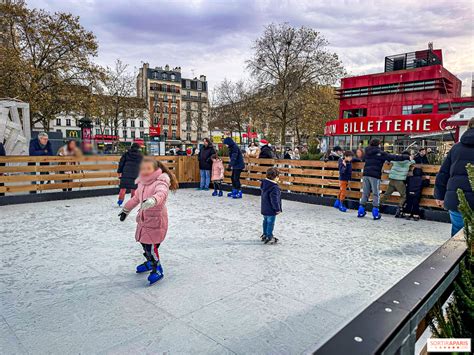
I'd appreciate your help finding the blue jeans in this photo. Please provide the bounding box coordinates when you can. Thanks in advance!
[262,215,276,237]
[200,170,211,189]
[449,210,464,236]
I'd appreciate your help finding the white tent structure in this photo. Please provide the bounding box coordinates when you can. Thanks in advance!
[0,99,30,155]
[447,108,474,141]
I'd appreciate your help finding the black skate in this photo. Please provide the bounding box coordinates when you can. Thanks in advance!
[260,234,266,242]
[264,236,279,244]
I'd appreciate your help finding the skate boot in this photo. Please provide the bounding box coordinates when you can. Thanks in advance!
[357,205,366,218]
[147,271,163,285]
[117,199,123,207]
[338,203,347,212]
[233,190,243,199]
[136,261,152,273]
[372,207,381,220]
[212,190,218,196]
[260,234,266,241]
[227,189,237,198]
[394,207,403,218]
[264,236,279,244]
[218,190,223,197]
[333,199,341,209]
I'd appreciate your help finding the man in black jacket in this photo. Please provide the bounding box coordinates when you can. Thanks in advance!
[198,138,216,190]
[258,139,274,159]
[435,118,474,236]
[414,148,429,164]
[358,139,410,219]
[117,143,143,206]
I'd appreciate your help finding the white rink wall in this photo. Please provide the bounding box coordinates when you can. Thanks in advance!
[0,190,450,354]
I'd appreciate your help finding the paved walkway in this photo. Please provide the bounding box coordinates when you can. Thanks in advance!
[0,190,450,354]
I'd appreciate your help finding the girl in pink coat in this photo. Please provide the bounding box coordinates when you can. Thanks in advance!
[119,157,179,285]
[211,154,225,197]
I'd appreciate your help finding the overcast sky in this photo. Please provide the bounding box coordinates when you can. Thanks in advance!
[28,0,473,94]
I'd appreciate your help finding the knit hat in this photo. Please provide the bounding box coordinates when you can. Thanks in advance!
[259,139,269,147]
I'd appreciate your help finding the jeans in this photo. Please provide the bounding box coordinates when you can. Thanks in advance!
[380,179,406,207]
[360,176,381,207]
[449,210,464,237]
[231,169,242,189]
[262,215,276,237]
[200,169,211,189]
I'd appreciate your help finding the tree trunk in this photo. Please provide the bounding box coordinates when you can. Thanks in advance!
[280,121,286,148]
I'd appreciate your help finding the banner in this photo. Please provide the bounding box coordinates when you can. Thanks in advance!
[324,113,452,136]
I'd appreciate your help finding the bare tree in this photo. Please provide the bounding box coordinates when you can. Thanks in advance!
[247,23,345,145]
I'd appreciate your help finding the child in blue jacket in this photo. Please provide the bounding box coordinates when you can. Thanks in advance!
[334,150,353,212]
[260,168,282,244]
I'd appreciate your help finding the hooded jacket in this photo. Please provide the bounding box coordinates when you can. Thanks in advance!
[434,128,474,211]
[118,146,143,189]
[407,168,430,196]
[223,137,245,170]
[261,178,282,216]
[388,160,415,181]
[338,158,353,181]
[259,144,274,159]
[198,144,216,170]
[363,146,410,179]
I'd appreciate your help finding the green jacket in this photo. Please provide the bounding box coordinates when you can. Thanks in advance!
[388,160,414,181]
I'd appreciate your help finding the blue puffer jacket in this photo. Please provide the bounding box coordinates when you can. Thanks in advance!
[338,158,352,181]
[363,146,410,179]
[261,179,282,216]
[29,138,53,156]
[223,137,245,170]
[434,128,474,211]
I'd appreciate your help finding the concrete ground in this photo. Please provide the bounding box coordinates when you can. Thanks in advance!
[0,189,450,354]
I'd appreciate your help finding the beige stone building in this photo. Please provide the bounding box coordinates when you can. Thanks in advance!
[137,63,209,146]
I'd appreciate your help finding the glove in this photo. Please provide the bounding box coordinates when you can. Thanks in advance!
[118,208,130,222]
[140,197,156,210]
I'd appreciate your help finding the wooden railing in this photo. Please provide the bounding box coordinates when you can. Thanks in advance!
[223,157,441,208]
[0,155,199,195]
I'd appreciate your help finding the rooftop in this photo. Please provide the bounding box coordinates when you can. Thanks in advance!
[0,190,450,353]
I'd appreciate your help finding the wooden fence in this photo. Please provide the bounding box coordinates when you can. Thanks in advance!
[0,155,199,195]
[223,157,441,208]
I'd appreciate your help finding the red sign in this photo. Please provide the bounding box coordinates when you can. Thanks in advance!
[149,126,161,137]
[94,134,118,141]
[324,114,452,136]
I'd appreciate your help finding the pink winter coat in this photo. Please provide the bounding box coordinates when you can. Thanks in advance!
[124,168,170,245]
[211,159,224,181]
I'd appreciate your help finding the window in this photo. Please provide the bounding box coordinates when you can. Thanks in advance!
[122,120,127,127]
[131,130,135,139]
[186,112,191,119]
[95,118,100,125]
[162,73,167,80]
[402,104,433,115]
[123,130,127,138]
[172,95,176,102]
[186,90,190,97]
[197,132,202,140]
[131,120,135,128]
[438,101,474,113]
[343,108,367,118]
[186,102,191,110]
[163,94,168,101]
[95,129,100,135]
[140,131,144,138]
[197,125,202,132]
[105,129,110,135]
[172,118,177,126]
[172,130,177,139]
[198,92,202,99]
[162,84,167,92]
[186,122,191,131]
[56,118,61,126]
[172,106,177,114]
[163,129,168,137]
[171,74,175,80]
[66,119,71,126]
[153,118,159,125]
[186,80,191,89]
[139,120,144,128]
[163,118,168,125]
[164,106,168,113]
[197,81,202,91]
[186,133,191,141]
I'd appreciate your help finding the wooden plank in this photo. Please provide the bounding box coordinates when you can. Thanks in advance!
[0,171,118,183]
[0,163,118,174]
[0,179,119,193]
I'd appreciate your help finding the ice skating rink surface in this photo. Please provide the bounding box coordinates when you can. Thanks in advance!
[1,189,450,354]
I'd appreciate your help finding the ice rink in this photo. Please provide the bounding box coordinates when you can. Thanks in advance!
[0,189,451,354]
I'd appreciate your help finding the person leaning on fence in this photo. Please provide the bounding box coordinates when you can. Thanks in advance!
[258,139,274,159]
[434,117,474,236]
[334,150,353,212]
[197,138,216,191]
[28,132,54,194]
[358,138,410,220]
[404,167,430,221]
[380,150,414,217]
[57,140,82,192]
[223,137,245,199]
[117,143,143,207]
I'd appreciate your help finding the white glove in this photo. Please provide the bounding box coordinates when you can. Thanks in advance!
[140,197,156,210]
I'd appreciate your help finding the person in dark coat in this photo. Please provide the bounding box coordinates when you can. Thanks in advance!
[117,143,143,206]
[223,137,245,198]
[258,139,274,159]
[197,138,216,190]
[327,146,343,161]
[404,168,430,221]
[414,148,429,164]
[260,168,282,244]
[358,139,410,219]
[335,151,353,212]
[435,118,474,236]
[28,132,54,194]
[283,148,292,160]
[0,142,5,196]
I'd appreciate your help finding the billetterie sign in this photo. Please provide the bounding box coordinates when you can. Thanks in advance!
[324,113,452,136]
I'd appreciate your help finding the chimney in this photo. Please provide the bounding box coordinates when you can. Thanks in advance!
[200,75,206,82]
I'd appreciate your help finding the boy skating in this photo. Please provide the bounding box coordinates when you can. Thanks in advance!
[334,151,353,212]
[260,168,282,244]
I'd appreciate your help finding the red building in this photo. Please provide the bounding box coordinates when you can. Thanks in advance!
[324,47,474,151]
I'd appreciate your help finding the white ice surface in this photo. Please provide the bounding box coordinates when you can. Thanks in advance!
[0,190,451,354]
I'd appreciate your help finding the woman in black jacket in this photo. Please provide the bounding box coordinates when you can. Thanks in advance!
[435,118,474,236]
[117,143,143,206]
[198,138,216,190]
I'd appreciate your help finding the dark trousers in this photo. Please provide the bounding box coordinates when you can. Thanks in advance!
[213,180,222,192]
[405,193,421,216]
[231,169,242,189]
[141,243,161,273]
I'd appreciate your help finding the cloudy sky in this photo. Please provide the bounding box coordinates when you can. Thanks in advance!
[28,0,473,94]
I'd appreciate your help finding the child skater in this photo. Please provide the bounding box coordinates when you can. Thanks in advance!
[404,167,430,221]
[211,154,225,197]
[260,167,282,244]
[119,157,179,285]
[223,137,245,199]
[334,150,353,212]
[117,143,143,207]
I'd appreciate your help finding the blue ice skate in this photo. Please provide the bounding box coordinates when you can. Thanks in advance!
[338,204,347,212]
[372,207,381,220]
[147,271,163,285]
[218,190,223,197]
[233,190,242,199]
[212,190,218,196]
[357,205,366,218]
[333,199,341,209]
[227,189,237,198]
[117,199,123,207]
[136,261,152,273]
